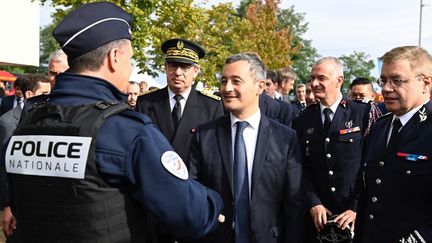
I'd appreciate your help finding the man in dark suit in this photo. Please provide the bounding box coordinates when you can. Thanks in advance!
[0,78,24,116]
[355,46,432,243]
[189,53,304,243]
[293,57,372,243]
[135,38,223,164]
[263,70,294,126]
[292,83,307,117]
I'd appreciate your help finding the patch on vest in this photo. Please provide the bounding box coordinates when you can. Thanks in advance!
[161,151,188,180]
[5,135,91,179]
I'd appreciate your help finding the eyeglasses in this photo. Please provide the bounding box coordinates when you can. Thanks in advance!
[378,74,423,88]
[166,62,194,73]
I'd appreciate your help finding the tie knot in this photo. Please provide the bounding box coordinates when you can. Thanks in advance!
[392,118,402,132]
[236,121,248,134]
[173,94,182,102]
[323,107,331,116]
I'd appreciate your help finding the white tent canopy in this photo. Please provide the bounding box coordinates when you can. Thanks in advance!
[129,66,164,89]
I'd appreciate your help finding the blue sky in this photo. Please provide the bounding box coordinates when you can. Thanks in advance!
[41,0,432,80]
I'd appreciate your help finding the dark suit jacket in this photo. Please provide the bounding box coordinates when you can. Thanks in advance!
[189,114,304,243]
[355,101,432,243]
[292,99,370,214]
[0,95,16,116]
[0,106,22,207]
[135,87,223,164]
[260,93,293,127]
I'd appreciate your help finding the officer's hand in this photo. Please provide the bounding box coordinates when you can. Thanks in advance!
[310,205,332,231]
[2,206,16,237]
[334,210,356,231]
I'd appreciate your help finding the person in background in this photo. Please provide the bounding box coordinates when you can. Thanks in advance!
[135,38,224,164]
[126,81,140,109]
[189,52,304,243]
[305,81,317,106]
[0,78,24,116]
[348,77,376,103]
[47,49,69,87]
[292,83,307,117]
[1,74,51,241]
[276,67,296,103]
[264,69,294,126]
[139,80,148,94]
[355,46,432,243]
[1,3,222,242]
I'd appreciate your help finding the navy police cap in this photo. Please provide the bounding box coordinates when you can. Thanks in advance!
[53,2,132,58]
[162,38,205,64]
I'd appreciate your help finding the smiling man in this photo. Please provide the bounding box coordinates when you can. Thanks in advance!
[189,53,304,243]
[355,46,432,243]
[293,57,373,243]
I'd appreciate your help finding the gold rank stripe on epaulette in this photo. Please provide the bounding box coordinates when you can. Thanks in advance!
[198,90,221,100]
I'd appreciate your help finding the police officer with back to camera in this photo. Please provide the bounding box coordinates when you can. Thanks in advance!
[1,2,223,242]
[292,57,373,243]
[135,38,223,164]
[355,46,432,243]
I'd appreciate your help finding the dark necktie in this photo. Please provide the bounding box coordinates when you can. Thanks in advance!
[301,102,306,109]
[387,118,402,148]
[233,121,251,243]
[172,94,182,129]
[323,108,332,132]
[16,97,23,109]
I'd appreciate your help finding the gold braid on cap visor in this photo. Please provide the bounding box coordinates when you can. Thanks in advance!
[165,48,199,62]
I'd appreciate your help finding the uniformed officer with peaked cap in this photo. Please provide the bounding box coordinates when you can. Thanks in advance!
[2,2,223,242]
[136,38,223,164]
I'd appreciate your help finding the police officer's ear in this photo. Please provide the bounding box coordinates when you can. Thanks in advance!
[107,45,123,72]
[193,65,200,78]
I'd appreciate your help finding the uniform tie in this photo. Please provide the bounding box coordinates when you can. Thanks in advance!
[16,96,23,109]
[323,108,332,132]
[172,94,182,129]
[387,118,402,148]
[233,121,251,243]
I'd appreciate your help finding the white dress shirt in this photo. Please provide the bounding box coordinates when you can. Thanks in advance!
[230,110,261,197]
[319,93,343,124]
[168,87,192,116]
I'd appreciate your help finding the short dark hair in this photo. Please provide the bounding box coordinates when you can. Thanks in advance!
[21,74,50,94]
[266,70,277,84]
[349,77,373,90]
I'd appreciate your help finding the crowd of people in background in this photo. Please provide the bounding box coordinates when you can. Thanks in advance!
[1,2,432,243]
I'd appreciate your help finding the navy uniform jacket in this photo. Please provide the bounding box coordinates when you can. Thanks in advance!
[292,99,370,214]
[4,73,223,239]
[189,114,304,243]
[135,86,223,164]
[355,101,432,243]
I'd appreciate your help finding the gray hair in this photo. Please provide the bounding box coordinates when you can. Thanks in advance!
[314,56,344,77]
[225,52,266,82]
[49,49,67,63]
[68,39,129,73]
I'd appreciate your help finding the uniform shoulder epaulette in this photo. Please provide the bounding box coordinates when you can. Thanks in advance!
[198,90,221,101]
[141,88,159,95]
[376,112,392,121]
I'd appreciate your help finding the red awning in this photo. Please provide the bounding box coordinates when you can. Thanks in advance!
[0,70,17,82]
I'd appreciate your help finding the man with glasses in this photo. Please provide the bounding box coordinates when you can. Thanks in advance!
[293,57,373,243]
[355,46,432,243]
[136,38,223,164]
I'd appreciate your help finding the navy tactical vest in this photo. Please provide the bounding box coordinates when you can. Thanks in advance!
[7,101,153,243]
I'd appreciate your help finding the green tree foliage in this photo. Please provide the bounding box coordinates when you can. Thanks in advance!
[40,0,306,87]
[339,51,376,90]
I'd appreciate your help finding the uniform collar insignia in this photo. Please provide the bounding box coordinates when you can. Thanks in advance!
[340,99,347,108]
[307,128,314,134]
[344,120,353,128]
[419,107,427,123]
